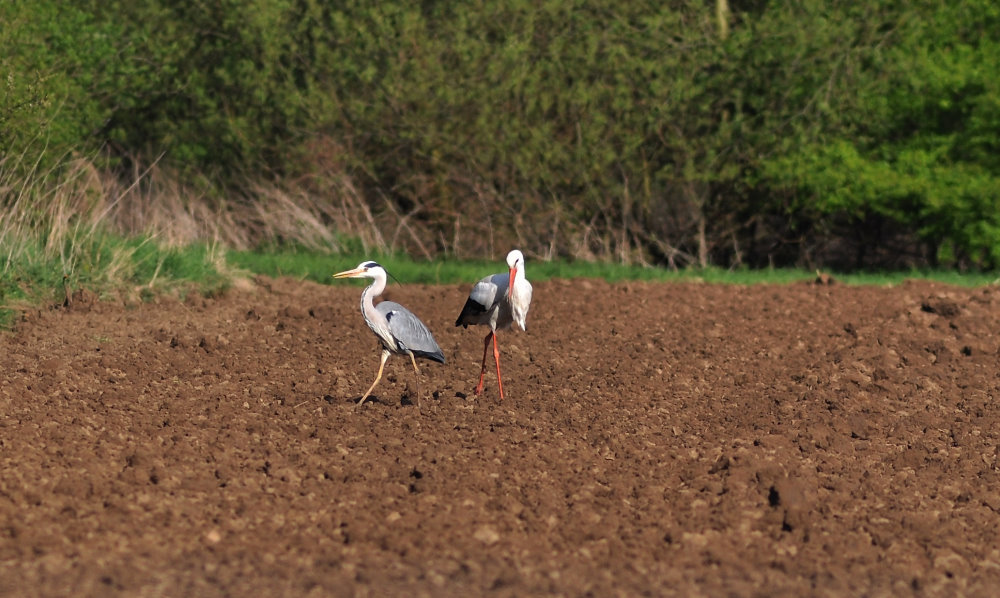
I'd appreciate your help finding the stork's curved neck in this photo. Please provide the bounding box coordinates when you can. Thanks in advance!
[509,263,526,300]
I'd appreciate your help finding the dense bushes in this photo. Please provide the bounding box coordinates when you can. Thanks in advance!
[759,2,1000,268]
[2,0,998,268]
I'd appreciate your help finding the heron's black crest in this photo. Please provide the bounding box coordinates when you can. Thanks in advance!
[362,261,381,270]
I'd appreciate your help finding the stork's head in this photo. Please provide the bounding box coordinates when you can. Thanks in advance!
[505,250,524,298]
[333,261,384,280]
[505,250,524,271]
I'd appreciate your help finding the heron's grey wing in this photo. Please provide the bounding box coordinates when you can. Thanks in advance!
[454,273,508,327]
[378,301,445,363]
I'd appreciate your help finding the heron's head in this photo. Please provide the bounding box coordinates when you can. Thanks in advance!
[333,261,384,280]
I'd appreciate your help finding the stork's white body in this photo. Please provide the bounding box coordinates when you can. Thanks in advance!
[455,250,532,399]
[459,270,532,333]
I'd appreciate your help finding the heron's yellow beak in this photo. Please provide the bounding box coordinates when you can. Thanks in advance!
[333,267,365,279]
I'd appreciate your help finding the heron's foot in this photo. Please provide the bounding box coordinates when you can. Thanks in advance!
[400,394,426,415]
[402,380,423,408]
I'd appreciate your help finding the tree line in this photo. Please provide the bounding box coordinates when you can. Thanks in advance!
[2,0,998,269]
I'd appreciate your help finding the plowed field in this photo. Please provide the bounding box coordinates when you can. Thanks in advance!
[2,276,1000,596]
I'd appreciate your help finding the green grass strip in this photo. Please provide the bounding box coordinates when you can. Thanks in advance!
[227,247,1000,287]
[1,233,232,327]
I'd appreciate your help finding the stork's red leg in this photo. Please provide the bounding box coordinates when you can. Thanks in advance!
[475,331,492,395]
[492,332,504,400]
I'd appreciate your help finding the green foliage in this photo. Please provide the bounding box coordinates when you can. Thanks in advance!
[2,0,1000,269]
[758,1,1000,268]
[0,2,121,169]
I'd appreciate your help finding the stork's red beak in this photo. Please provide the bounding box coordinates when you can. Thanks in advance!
[507,265,516,299]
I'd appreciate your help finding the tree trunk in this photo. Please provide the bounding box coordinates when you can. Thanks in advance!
[697,215,708,268]
[716,0,730,39]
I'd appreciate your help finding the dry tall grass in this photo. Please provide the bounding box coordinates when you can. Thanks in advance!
[1,152,398,274]
[103,159,390,254]
[2,148,659,280]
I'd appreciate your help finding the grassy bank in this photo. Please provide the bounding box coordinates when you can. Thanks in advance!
[4,238,998,329]
[2,152,996,329]
[0,233,233,328]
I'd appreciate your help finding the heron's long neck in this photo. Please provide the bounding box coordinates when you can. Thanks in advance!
[360,276,385,325]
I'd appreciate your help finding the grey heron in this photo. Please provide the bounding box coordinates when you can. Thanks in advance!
[333,261,445,408]
[454,249,533,399]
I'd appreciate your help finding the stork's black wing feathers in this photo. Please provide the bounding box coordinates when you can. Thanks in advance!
[454,295,488,328]
[455,274,505,327]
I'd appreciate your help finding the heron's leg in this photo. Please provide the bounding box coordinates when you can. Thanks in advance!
[475,331,493,395]
[492,332,504,400]
[358,349,390,408]
[407,351,422,408]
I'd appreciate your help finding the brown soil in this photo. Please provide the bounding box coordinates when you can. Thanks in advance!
[3,276,1000,597]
